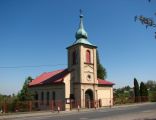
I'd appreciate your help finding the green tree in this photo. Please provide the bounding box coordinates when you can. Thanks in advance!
[96,50,107,79]
[135,0,156,39]
[140,82,148,102]
[145,80,156,102]
[146,80,156,91]
[17,76,33,101]
[134,78,140,102]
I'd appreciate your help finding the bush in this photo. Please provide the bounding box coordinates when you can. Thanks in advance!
[149,91,156,102]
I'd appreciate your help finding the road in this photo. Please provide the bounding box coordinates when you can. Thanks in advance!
[1,103,156,120]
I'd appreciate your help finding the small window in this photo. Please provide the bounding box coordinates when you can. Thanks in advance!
[72,50,78,65]
[52,91,56,106]
[86,50,91,63]
[72,51,76,65]
[41,92,44,105]
[46,92,49,105]
[34,92,38,108]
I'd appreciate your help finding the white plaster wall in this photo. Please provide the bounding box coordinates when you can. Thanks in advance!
[97,87,113,106]
[63,73,71,98]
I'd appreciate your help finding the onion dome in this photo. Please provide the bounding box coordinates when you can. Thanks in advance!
[74,10,93,46]
[75,13,88,40]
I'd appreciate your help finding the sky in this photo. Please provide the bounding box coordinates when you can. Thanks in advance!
[0,0,156,95]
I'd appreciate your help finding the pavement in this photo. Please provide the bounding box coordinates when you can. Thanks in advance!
[0,102,155,120]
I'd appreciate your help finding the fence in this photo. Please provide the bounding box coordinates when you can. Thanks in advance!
[0,96,149,113]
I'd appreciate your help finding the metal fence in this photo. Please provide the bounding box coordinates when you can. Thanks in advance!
[0,96,148,113]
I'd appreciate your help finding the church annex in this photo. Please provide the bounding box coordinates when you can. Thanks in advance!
[29,12,114,110]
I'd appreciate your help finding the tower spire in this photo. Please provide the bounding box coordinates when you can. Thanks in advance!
[79,9,84,29]
[75,9,88,40]
[73,10,94,46]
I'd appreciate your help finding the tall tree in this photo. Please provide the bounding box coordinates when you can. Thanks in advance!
[17,76,33,101]
[140,82,148,102]
[96,50,107,79]
[134,78,140,102]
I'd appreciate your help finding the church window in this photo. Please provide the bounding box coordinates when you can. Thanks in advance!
[34,92,38,108]
[46,92,49,105]
[70,94,75,100]
[72,50,77,65]
[52,91,56,106]
[41,92,44,105]
[86,50,91,63]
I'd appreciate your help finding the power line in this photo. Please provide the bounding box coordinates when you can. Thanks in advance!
[0,64,67,69]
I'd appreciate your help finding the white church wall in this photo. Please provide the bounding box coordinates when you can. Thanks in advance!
[97,87,113,106]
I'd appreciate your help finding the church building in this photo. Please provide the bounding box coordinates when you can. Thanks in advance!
[29,12,114,110]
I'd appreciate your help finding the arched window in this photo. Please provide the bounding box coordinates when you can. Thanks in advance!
[86,50,91,63]
[72,50,77,65]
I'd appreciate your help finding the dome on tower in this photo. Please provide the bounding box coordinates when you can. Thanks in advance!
[75,14,88,40]
[73,11,94,46]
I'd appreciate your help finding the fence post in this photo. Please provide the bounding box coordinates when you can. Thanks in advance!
[3,100,7,113]
[57,106,60,113]
[51,100,54,112]
[77,104,80,112]
[29,101,32,112]
[109,99,112,108]
[94,100,97,110]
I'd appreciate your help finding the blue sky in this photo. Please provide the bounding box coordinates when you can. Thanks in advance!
[0,0,156,95]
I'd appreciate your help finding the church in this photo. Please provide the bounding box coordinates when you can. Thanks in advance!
[29,12,114,110]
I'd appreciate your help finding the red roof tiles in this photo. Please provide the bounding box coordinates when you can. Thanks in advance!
[97,78,114,86]
[29,69,69,87]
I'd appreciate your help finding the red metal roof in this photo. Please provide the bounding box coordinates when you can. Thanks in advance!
[97,78,114,86]
[29,69,69,87]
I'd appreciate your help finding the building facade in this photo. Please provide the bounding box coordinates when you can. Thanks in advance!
[29,13,114,110]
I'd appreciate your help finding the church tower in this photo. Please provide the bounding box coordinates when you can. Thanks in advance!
[67,11,98,105]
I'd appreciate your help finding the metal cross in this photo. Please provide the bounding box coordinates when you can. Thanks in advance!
[80,9,83,15]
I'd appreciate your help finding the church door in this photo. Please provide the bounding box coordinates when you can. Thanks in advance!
[85,89,93,108]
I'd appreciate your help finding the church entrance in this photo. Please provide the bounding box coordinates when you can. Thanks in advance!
[85,89,93,108]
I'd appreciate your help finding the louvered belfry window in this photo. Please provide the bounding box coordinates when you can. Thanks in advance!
[86,50,91,63]
[72,50,76,65]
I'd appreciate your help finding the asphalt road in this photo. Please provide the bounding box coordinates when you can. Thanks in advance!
[2,103,156,120]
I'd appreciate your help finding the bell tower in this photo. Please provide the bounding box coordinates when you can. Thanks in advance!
[67,11,97,101]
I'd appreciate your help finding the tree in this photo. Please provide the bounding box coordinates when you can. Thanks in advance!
[145,80,156,102]
[140,82,148,102]
[17,76,33,101]
[146,80,156,91]
[113,86,134,104]
[134,78,140,102]
[96,50,107,79]
[135,0,156,39]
